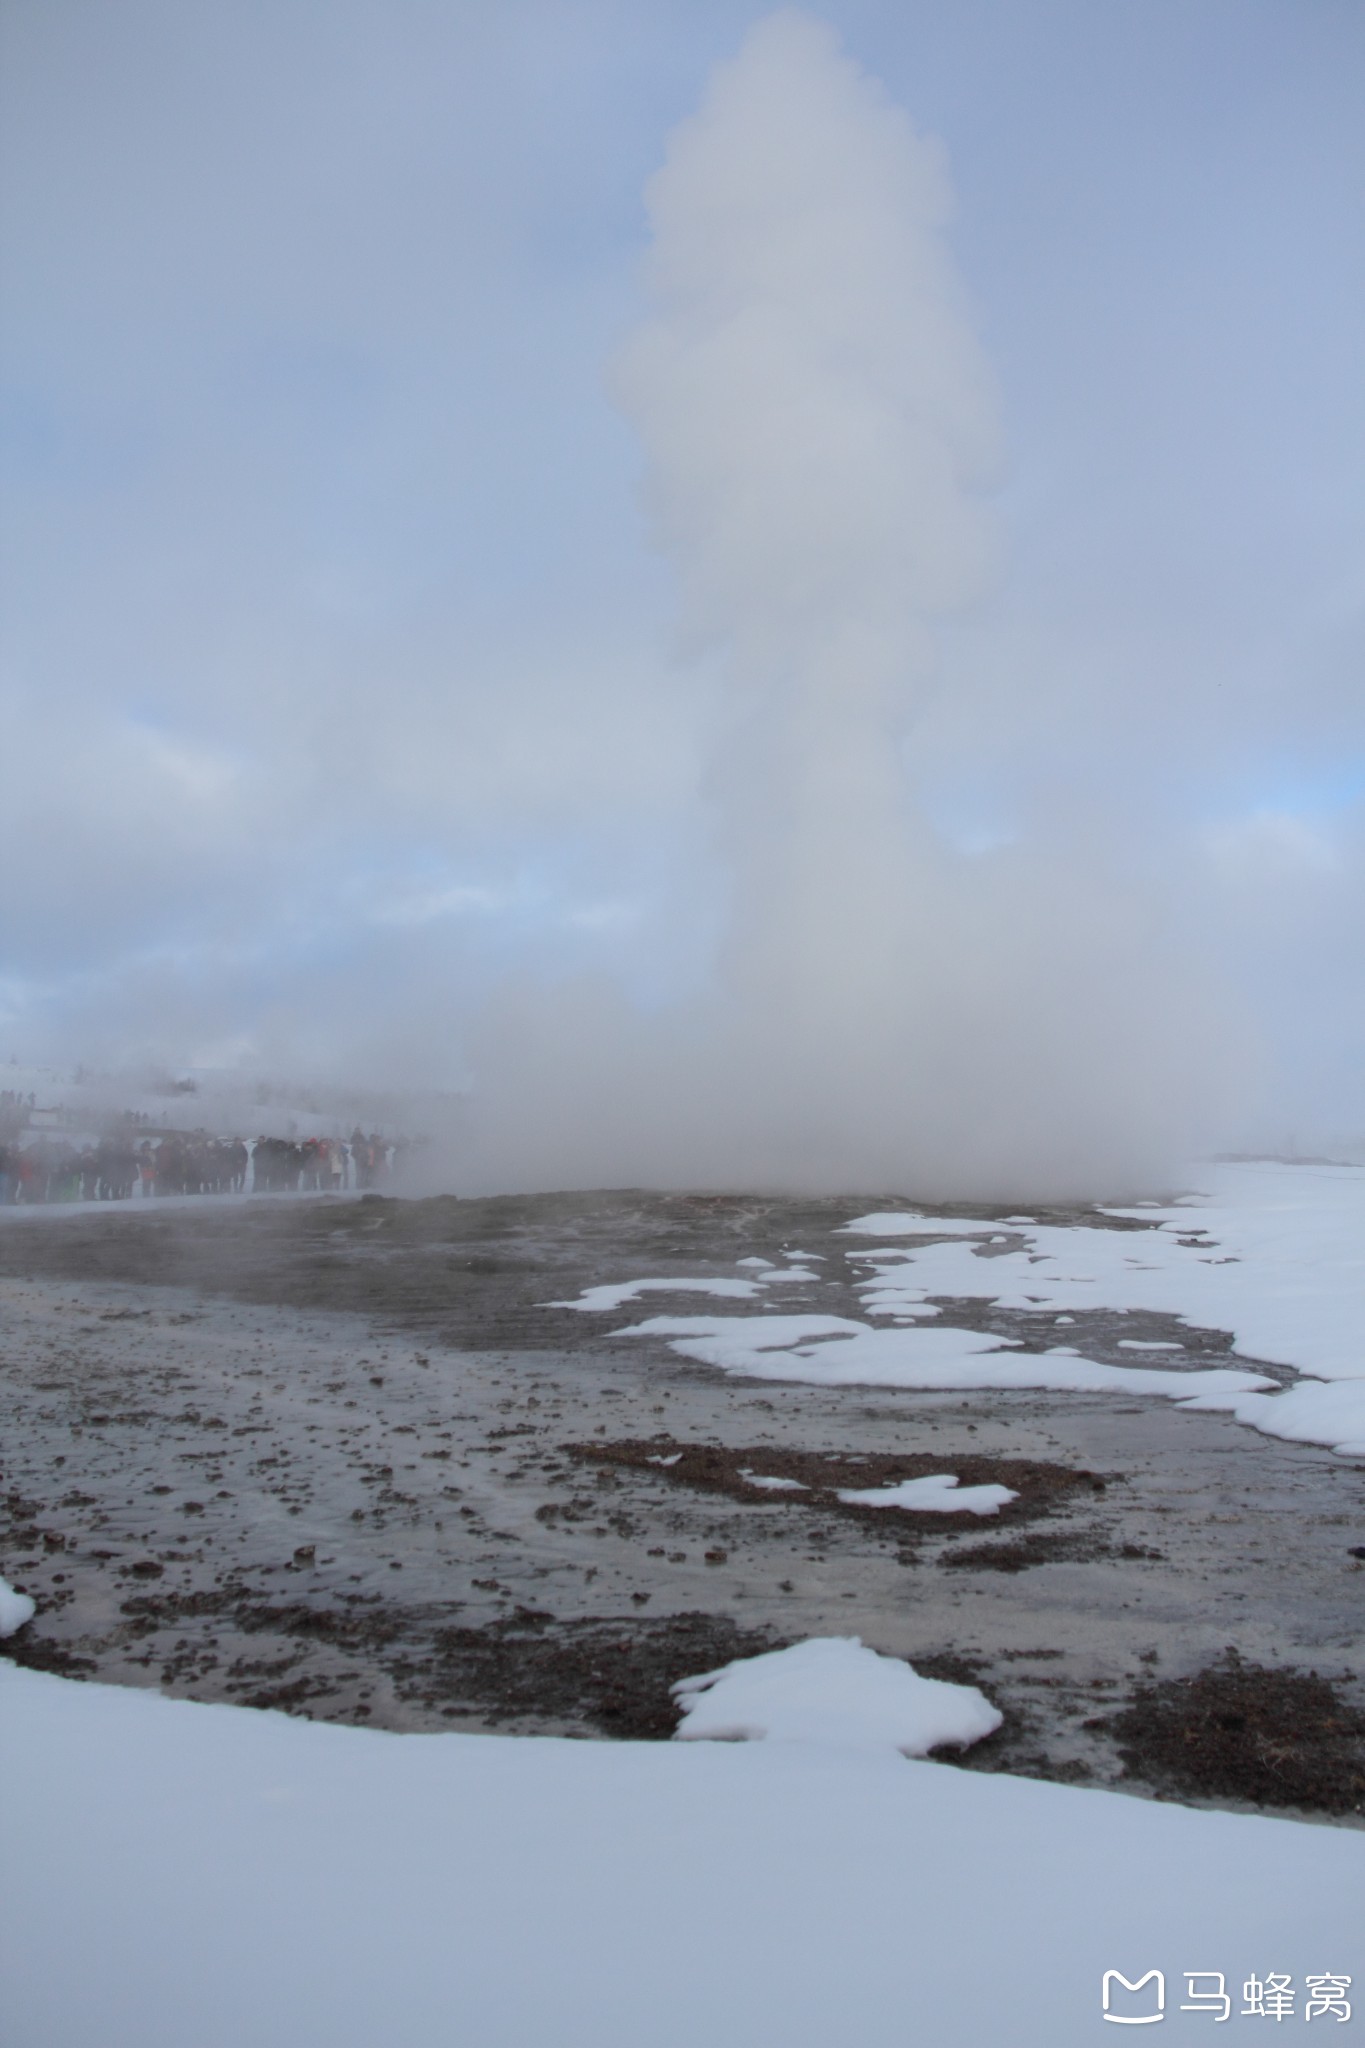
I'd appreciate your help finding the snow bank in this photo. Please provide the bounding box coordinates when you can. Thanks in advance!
[844,1164,1364,1385]
[836,1473,1018,1514]
[600,1165,1363,1458]
[838,1163,1365,1455]
[3,1661,1360,2048]
[0,1574,35,1637]
[1184,1376,1365,1460]
[619,1312,1274,1407]
[672,1637,1003,1753]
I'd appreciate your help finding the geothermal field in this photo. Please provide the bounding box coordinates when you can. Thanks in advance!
[0,1155,1358,1777]
[3,1162,1363,1778]
[3,1162,1363,2043]
[4,1,1363,2043]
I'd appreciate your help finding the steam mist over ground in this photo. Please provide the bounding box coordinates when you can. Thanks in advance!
[3,4,1362,1194]
[450,16,1243,1199]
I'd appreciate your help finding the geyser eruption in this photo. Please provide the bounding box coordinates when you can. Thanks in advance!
[452,10,1241,1199]
[617,10,992,1032]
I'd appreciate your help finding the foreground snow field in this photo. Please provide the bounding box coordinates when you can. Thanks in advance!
[3,1658,1360,2048]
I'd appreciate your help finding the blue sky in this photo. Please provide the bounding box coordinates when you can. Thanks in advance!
[1,0,1362,1151]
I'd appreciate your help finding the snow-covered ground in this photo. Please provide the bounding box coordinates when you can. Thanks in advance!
[4,1159,1361,2044]
[554,1163,1365,1457]
[3,1653,1360,2048]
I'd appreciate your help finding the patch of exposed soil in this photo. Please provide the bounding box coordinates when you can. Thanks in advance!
[120,1582,409,1652]
[0,1632,98,1678]
[1104,1652,1365,1814]
[391,1610,786,1738]
[80,1581,784,1737]
[29,1586,784,1738]
[938,1534,1164,1573]
[938,1533,1107,1573]
[567,1438,1108,1536]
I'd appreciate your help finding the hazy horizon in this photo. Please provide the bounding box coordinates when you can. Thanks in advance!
[3,2,1362,1194]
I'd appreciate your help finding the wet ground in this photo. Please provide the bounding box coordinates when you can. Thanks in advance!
[2,1188,1362,1817]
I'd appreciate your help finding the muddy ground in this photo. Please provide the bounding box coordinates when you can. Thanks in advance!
[1,1188,1362,1818]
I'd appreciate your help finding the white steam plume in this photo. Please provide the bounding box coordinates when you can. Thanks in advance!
[447,10,1244,1200]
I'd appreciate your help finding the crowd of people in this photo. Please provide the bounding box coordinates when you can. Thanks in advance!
[251,1132,392,1193]
[0,1127,394,1205]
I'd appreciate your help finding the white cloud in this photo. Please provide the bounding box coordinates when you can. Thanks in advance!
[1207,810,1341,882]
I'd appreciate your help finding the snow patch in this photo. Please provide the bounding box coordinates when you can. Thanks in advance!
[840,1213,993,1238]
[671,1637,1002,1754]
[618,1314,1273,1406]
[550,1276,762,1311]
[0,1575,36,1637]
[836,1474,1018,1515]
[833,1164,1365,1457]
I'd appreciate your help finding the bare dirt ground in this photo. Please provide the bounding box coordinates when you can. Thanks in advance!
[2,1188,1362,1817]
